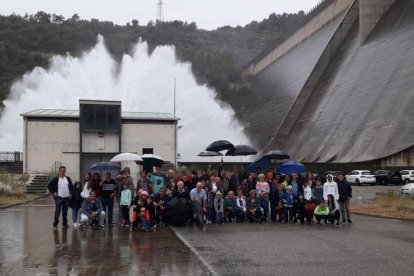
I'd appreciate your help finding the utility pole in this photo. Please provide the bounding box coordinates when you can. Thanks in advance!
[157,0,164,22]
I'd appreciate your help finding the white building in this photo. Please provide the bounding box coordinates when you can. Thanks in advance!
[21,100,178,179]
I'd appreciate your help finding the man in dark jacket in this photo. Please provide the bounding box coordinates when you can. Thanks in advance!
[229,165,246,194]
[47,166,74,230]
[290,172,304,222]
[268,175,280,222]
[337,174,352,223]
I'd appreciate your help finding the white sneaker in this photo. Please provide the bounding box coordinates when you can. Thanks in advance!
[73,223,78,228]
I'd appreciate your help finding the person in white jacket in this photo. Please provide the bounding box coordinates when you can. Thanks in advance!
[323,174,339,201]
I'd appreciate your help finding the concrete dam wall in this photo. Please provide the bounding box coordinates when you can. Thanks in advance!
[241,0,414,165]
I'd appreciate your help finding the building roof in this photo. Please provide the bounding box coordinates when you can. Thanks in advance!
[21,109,179,121]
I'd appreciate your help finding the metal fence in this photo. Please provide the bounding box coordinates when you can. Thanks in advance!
[0,151,23,162]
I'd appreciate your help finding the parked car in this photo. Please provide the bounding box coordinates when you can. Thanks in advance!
[400,170,414,184]
[374,170,402,185]
[400,183,414,196]
[345,170,376,185]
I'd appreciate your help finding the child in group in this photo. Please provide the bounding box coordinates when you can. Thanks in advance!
[214,191,224,224]
[120,182,132,227]
[314,201,330,224]
[132,190,148,230]
[282,185,294,223]
[139,196,155,231]
[312,177,324,205]
[69,181,83,228]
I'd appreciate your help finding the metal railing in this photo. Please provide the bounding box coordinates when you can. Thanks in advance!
[50,161,62,175]
[0,151,23,162]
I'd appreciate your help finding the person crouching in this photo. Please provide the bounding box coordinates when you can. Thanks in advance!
[314,201,329,225]
[294,194,306,224]
[246,190,262,223]
[80,191,105,230]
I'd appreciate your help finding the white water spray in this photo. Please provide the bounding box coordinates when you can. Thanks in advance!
[0,36,251,161]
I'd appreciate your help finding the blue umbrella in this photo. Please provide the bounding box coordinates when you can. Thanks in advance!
[90,162,121,171]
[278,161,306,174]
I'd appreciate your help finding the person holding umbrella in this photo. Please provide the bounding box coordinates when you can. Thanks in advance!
[90,173,102,198]
[229,165,246,194]
[99,172,117,226]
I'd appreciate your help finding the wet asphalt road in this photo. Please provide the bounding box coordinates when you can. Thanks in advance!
[0,197,206,275]
[172,215,414,276]
[1,191,413,276]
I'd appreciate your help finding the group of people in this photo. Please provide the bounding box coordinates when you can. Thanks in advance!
[48,163,353,231]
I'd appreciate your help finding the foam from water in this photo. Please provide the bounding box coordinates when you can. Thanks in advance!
[0,36,251,162]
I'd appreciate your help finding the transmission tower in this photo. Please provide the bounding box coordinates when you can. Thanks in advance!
[157,0,164,22]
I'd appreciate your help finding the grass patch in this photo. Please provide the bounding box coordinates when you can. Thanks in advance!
[0,173,31,206]
[0,188,28,206]
[351,190,414,219]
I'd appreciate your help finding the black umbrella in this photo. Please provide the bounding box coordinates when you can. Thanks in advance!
[225,144,258,156]
[197,151,223,157]
[164,197,191,226]
[262,150,290,160]
[206,140,235,152]
[140,154,165,167]
[90,162,121,171]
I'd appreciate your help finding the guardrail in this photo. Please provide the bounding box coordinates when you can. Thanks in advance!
[50,161,62,175]
[0,151,23,162]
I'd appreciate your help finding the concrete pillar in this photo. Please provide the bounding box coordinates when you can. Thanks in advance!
[359,0,398,43]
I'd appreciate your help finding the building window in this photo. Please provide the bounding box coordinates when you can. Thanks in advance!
[142,148,153,155]
[80,104,121,133]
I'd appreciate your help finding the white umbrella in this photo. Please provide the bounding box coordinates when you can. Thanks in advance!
[110,152,143,163]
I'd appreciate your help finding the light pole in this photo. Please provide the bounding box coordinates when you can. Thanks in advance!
[177,153,181,168]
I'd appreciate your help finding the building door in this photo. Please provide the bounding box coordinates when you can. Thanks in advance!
[80,153,120,180]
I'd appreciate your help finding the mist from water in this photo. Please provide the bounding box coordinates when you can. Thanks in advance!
[0,36,251,161]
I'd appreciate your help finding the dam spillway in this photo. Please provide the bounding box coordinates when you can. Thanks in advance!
[240,0,414,166]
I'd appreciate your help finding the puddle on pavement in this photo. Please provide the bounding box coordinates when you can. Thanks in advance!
[0,198,207,275]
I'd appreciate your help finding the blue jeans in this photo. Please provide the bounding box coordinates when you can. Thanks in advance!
[53,197,69,227]
[260,196,269,220]
[71,208,79,224]
[101,197,114,224]
[140,216,150,229]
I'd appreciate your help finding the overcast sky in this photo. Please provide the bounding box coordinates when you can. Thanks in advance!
[2,0,321,30]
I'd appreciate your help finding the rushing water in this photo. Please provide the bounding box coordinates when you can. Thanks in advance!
[0,36,251,161]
